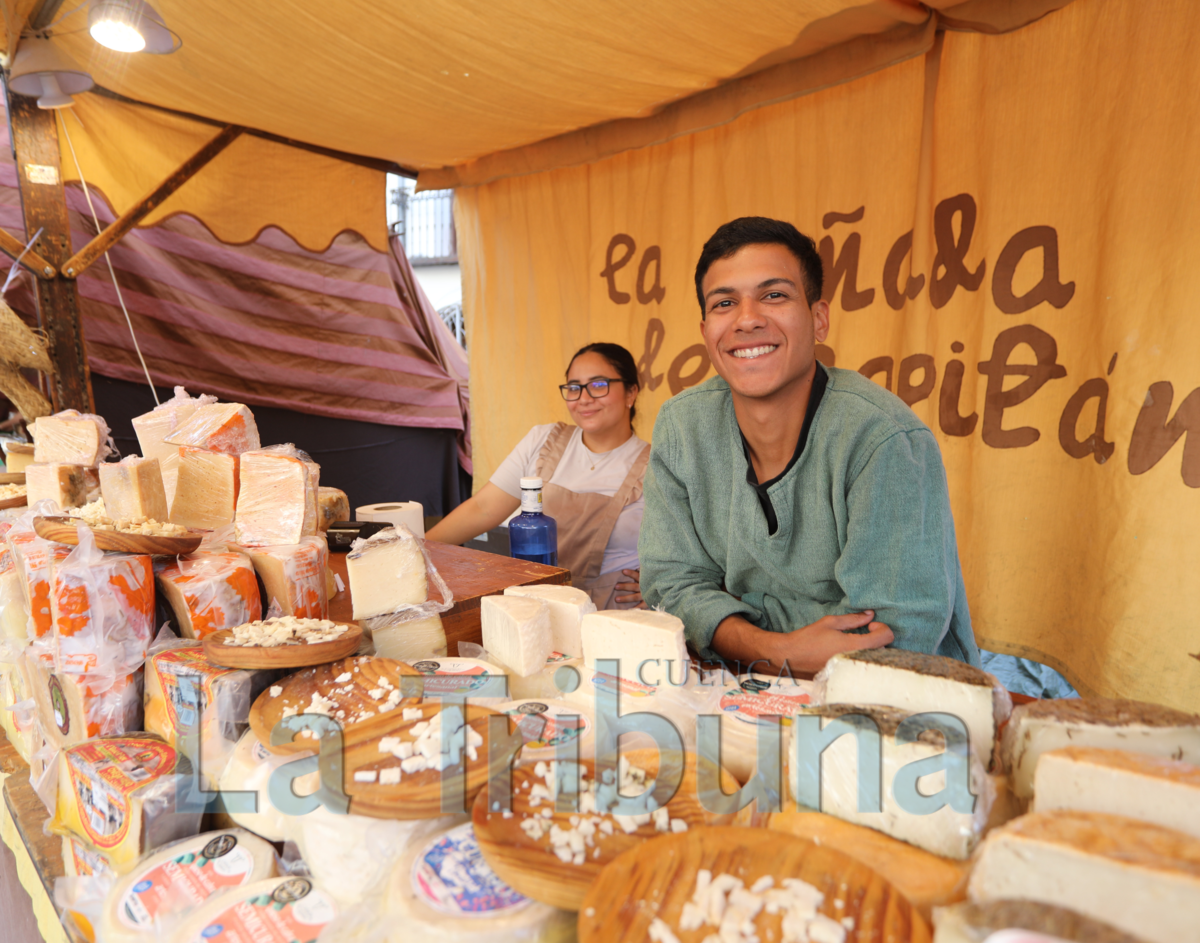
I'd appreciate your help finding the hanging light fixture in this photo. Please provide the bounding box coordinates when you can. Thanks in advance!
[88,0,180,54]
[8,37,95,108]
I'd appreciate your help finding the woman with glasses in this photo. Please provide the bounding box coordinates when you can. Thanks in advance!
[427,342,648,609]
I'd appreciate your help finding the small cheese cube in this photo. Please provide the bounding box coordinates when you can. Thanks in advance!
[581,609,687,682]
[234,447,320,546]
[26,463,87,510]
[504,583,595,657]
[32,410,107,466]
[156,552,263,640]
[346,526,427,619]
[317,487,350,532]
[240,537,329,619]
[170,447,239,530]
[4,442,34,474]
[164,402,260,455]
[99,456,169,523]
[481,595,552,676]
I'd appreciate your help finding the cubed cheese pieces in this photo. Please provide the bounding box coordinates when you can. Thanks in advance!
[1001,698,1200,801]
[814,649,1011,770]
[164,401,260,455]
[1032,746,1200,840]
[234,447,319,546]
[4,442,34,473]
[32,410,107,466]
[481,595,552,676]
[99,455,169,523]
[318,486,349,532]
[131,387,210,506]
[240,536,329,619]
[170,447,238,530]
[346,525,427,619]
[933,900,1147,943]
[503,583,595,657]
[156,552,263,640]
[51,551,155,665]
[581,608,687,682]
[969,811,1200,943]
[26,462,87,509]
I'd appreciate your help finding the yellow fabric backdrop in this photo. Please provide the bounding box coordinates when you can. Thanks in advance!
[457,0,1200,710]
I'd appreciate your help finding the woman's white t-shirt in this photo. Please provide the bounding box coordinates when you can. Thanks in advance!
[489,424,647,576]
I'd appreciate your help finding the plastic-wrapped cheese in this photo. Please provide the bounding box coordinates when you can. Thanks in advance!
[497,698,597,764]
[408,656,509,705]
[99,829,277,943]
[8,530,71,638]
[62,833,116,878]
[701,672,813,783]
[217,730,319,842]
[317,486,349,532]
[234,445,320,546]
[506,653,584,701]
[170,446,239,530]
[481,595,552,677]
[168,876,338,943]
[163,401,260,455]
[933,900,1146,943]
[0,543,30,639]
[51,541,155,666]
[26,462,87,509]
[132,387,215,506]
[346,525,427,619]
[368,609,448,661]
[240,536,329,619]
[156,552,263,640]
[503,583,594,658]
[0,659,36,763]
[4,441,35,473]
[22,644,142,748]
[386,820,574,942]
[99,455,170,523]
[32,410,110,466]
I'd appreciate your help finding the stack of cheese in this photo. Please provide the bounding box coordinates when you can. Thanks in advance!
[26,409,112,510]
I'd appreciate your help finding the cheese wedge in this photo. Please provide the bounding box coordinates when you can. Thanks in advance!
[99,455,170,523]
[503,583,595,657]
[26,462,87,509]
[51,549,155,666]
[241,536,329,619]
[1001,698,1200,801]
[369,611,448,661]
[170,446,239,530]
[32,410,108,466]
[815,648,1011,770]
[4,441,34,473]
[581,608,687,683]
[156,551,262,640]
[481,594,553,676]
[346,525,427,619]
[163,401,260,455]
[969,811,1200,943]
[132,387,213,507]
[22,646,142,747]
[0,659,36,763]
[217,730,319,842]
[234,446,320,546]
[933,900,1149,943]
[317,486,349,532]
[1032,746,1200,840]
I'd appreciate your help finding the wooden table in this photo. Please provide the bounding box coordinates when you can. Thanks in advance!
[328,540,570,655]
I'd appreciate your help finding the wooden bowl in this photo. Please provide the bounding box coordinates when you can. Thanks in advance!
[578,825,932,942]
[202,623,363,669]
[34,515,202,554]
[0,494,27,510]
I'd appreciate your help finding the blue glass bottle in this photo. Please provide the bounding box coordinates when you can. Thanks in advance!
[509,476,558,566]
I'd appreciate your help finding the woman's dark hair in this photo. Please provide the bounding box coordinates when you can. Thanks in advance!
[694,216,824,315]
[567,342,640,424]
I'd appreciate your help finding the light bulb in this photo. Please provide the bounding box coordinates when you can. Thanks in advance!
[90,17,147,53]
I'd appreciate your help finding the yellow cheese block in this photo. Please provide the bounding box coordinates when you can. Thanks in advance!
[22,645,142,748]
[0,659,36,763]
[26,461,87,509]
[131,388,211,507]
[62,833,115,878]
[0,543,30,640]
[4,441,34,473]
[99,455,170,523]
[170,446,239,530]
[32,410,108,466]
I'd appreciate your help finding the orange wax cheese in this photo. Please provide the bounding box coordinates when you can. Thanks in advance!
[240,536,329,619]
[170,447,239,530]
[164,402,260,455]
[100,455,170,523]
[51,550,155,663]
[26,462,87,509]
[9,530,72,638]
[156,551,262,640]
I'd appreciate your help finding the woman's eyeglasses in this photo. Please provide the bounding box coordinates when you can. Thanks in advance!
[559,378,623,401]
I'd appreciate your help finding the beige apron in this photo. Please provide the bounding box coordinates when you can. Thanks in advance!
[535,422,650,610]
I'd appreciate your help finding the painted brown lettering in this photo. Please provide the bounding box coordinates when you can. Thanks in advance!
[1058,377,1115,464]
[882,230,925,310]
[992,225,1075,314]
[1127,381,1200,488]
[636,246,666,304]
[819,207,875,311]
[930,194,986,309]
[600,234,636,304]
[897,353,936,407]
[977,325,1067,448]
[668,344,711,394]
[636,318,665,392]
[938,342,978,437]
[858,355,894,391]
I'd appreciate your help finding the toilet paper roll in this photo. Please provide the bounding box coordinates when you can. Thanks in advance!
[356,501,425,538]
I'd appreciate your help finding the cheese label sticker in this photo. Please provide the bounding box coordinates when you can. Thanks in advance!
[588,671,657,698]
[153,648,232,734]
[193,878,337,943]
[411,659,497,696]
[720,676,812,726]
[66,739,175,850]
[504,701,590,751]
[413,824,532,917]
[66,836,109,878]
[119,834,257,929]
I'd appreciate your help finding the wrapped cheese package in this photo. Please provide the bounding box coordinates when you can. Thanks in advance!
[216,730,319,842]
[156,552,262,640]
[234,444,320,546]
[168,876,338,943]
[169,447,239,530]
[62,833,116,879]
[7,528,71,639]
[346,525,453,620]
[22,643,142,748]
[496,697,598,765]
[99,455,170,523]
[0,542,31,640]
[163,401,260,455]
[0,656,36,762]
[26,462,87,509]
[239,536,329,619]
[697,672,814,784]
[49,735,202,874]
[131,387,217,506]
[32,409,112,466]
[144,642,275,787]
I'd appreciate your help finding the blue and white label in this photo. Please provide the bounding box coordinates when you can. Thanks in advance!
[412,824,531,918]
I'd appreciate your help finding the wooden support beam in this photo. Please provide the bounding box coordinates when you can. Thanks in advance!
[6,92,92,412]
[62,124,244,278]
[0,226,56,279]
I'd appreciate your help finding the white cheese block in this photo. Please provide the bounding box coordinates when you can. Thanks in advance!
[933,900,1149,943]
[481,594,553,677]
[1032,746,1200,840]
[168,877,338,943]
[217,730,319,842]
[507,653,584,701]
[132,387,211,507]
[503,583,595,658]
[99,455,170,523]
[25,462,87,509]
[170,446,239,530]
[497,698,597,763]
[814,648,1011,770]
[789,703,994,860]
[99,829,277,943]
[581,608,688,683]
[1001,698,1200,801]
[32,410,107,466]
[346,525,427,619]
[969,811,1200,943]
[368,610,448,661]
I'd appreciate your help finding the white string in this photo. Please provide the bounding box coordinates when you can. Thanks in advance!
[57,110,160,405]
[1,225,43,294]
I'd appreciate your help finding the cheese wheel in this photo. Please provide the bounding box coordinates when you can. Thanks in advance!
[168,876,337,943]
[23,645,142,748]
[217,730,319,842]
[0,659,36,763]
[386,820,574,942]
[317,486,350,532]
[240,537,329,620]
[100,829,277,943]
[408,656,509,705]
[51,547,155,666]
[701,673,814,784]
[497,698,597,764]
[568,663,710,752]
[0,544,30,640]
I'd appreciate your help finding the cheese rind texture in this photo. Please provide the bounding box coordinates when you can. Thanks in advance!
[346,525,427,619]
[22,646,142,747]
[482,595,553,676]
[32,410,108,466]
[581,608,687,682]
[317,486,349,532]
[932,900,1148,943]
[504,583,595,657]
[156,551,262,640]
[969,811,1200,943]
[241,537,329,619]
[234,445,320,546]
[163,401,260,455]
[1001,698,1200,800]
[370,611,448,661]
[4,442,34,473]
[26,462,87,509]
[169,447,239,530]
[1032,746,1200,840]
[99,455,170,523]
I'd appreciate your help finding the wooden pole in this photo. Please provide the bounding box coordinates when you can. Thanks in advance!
[0,226,57,279]
[6,92,92,412]
[62,124,243,278]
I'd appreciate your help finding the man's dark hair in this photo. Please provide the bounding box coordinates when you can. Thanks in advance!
[694,217,824,315]
[567,342,640,423]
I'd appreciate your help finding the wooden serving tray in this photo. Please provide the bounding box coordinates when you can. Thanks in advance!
[578,826,932,942]
[0,472,25,485]
[248,656,423,755]
[0,494,27,510]
[202,623,363,669]
[33,515,203,554]
[474,748,747,911]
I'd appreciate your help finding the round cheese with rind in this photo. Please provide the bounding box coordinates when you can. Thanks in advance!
[217,730,318,842]
[497,698,597,764]
[168,876,337,943]
[701,672,814,783]
[407,656,509,705]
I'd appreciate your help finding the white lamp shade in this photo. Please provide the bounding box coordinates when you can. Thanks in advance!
[89,0,179,55]
[8,38,94,108]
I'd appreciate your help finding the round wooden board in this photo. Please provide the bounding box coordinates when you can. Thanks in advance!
[578,826,932,943]
[33,515,202,553]
[249,655,424,755]
[474,749,748,911]
[0,494,27,509]
[202,623,362,669]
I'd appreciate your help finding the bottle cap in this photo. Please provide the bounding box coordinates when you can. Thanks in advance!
[520,477,543,489]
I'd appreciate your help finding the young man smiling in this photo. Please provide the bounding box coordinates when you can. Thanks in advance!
[639,217,980,674]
